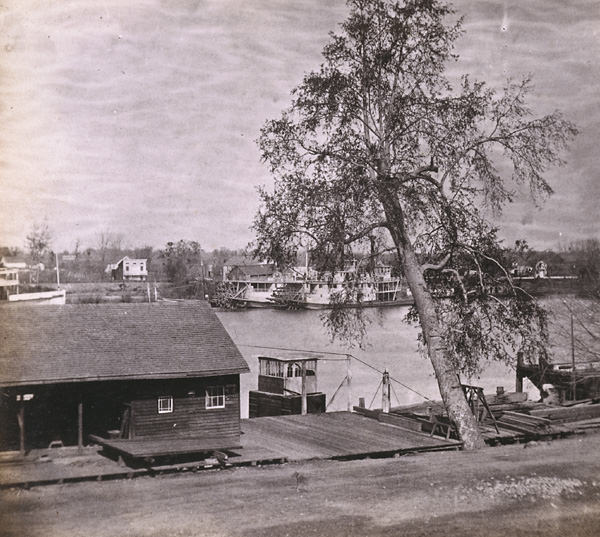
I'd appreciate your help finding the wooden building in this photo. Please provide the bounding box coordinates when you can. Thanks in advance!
[111,256,148,281]
[249,355,326,418]
[0,302,249,459]
[0,268,19,299]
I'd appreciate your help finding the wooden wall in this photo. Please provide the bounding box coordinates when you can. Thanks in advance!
[258,375,284,394]
[0,375,242,451]
[129,375,240,439]
[249,391,326,418]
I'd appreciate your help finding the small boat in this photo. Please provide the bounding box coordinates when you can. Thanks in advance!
[7,289,67,304]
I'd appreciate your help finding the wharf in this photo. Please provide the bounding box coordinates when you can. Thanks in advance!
[239,411,458,460]
[0,411,459,489]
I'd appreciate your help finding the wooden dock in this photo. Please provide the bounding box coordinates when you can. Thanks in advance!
[237,411,460,461]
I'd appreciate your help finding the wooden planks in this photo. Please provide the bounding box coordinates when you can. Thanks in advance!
[241,411,459,461]
[530,403,600,422]
[89,434,241,458]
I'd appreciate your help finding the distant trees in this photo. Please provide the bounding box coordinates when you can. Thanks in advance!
[25,222,52,283]
[26,221,52,266]
[161,240,203,285]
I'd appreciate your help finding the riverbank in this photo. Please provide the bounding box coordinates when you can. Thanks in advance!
[2,432,599,537]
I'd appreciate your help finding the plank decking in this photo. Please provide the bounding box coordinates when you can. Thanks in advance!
[239,411,460,461]
[88,411,459,463]
[88,434,241,459]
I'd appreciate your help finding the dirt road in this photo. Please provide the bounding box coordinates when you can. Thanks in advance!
[2,435,600,537]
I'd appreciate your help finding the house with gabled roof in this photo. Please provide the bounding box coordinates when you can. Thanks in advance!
[0,302,249,461]
[222,256,274,280]
[0,256,27,270]
[111,256,148,281]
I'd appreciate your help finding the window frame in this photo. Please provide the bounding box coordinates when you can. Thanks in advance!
[157,395,173,414]
[205,385,225,409]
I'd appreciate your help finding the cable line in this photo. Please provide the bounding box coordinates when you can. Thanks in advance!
[237,343,434,402]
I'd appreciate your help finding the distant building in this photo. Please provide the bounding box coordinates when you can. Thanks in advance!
[227,264,276,280]
[111,256,148,281]
[0,268,19,299]
[223,256,273,280]
[0,256,27,270]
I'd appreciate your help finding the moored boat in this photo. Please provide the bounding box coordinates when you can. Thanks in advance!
[218,264,413,309]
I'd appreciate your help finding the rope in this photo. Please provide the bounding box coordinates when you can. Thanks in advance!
[349,353,434,402]
[326,376,349,410]
[368,378,383,409]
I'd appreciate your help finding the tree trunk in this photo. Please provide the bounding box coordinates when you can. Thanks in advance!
[381,193,486,450]
[400,243,486,449]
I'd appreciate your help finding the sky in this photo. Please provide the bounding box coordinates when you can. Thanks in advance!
[1,0,598,253]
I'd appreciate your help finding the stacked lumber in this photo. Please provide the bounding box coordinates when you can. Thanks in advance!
[494,411,552,435]
[530,403,600,423]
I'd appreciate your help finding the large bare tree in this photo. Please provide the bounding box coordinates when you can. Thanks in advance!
[253,0,577,448]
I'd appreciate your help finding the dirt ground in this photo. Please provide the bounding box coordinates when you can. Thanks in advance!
[1,434,600,537]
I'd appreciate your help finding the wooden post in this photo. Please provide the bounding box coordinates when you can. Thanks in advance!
[346,355,352,412]
[515,352,523,393]
[571,313,576,401]
[301,361,307,415]
[382,370,390,413]
[55,252,60,288]
[147,282,151,303]
[17,398,25,457]
[78,395,83,453]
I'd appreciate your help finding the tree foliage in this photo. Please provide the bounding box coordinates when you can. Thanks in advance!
[253,0,576,448]
[161,240,203,285]
[26,221,52,264]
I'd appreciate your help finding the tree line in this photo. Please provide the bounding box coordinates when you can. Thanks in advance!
[1,226,245,288]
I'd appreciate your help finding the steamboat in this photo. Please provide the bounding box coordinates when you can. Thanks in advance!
[219,263,412,309]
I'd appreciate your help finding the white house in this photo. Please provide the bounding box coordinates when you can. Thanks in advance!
[111,256,148,281]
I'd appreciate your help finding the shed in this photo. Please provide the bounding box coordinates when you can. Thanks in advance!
[249,354,326,418]
[0,302,249,460]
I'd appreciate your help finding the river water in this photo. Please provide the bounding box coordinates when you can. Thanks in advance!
[217,306,520,418]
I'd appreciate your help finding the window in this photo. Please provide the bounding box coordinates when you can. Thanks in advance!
[158,396,173,414]
[206,386,225,409]
[287,363,302,377]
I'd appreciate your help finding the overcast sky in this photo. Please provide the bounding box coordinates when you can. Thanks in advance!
[1,0,598,253]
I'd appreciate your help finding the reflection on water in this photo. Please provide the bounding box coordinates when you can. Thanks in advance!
[217,306,518,418]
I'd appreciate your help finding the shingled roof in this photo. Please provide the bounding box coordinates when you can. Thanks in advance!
[0,302,249,387]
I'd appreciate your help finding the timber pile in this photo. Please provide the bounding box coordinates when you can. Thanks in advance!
[529,402,600,423]
[357,394,600,446]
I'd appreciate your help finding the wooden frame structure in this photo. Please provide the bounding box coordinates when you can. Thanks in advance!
[0,303,249,458]
[250,354,326,417]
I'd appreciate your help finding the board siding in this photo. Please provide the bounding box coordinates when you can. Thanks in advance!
[130,376,240,439]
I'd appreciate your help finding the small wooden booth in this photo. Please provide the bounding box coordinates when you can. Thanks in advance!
[249,354,326,417]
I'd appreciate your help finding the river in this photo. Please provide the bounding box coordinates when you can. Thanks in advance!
[217,306,521,418]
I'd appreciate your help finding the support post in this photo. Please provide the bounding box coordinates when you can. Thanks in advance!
[301,361,307,415]
[382,370,390,413]
[571,313,576,401]
[17,398,25,457]
[55,252,60,288]
[346,355,352,412]
[515,352,523,393]
[78,395,83,453]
